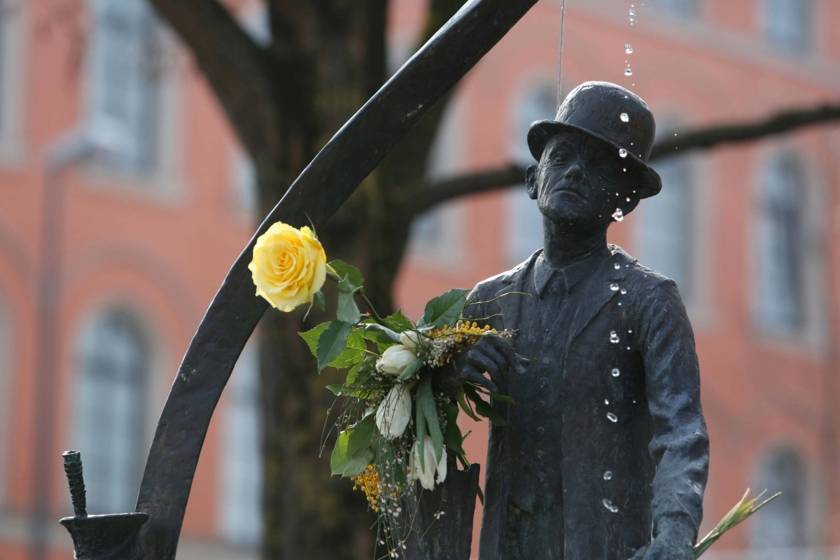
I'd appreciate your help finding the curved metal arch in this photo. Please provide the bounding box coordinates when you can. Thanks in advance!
[134,2,540,558]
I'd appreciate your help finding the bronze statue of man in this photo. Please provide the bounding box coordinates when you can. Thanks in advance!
[455,81,710,560]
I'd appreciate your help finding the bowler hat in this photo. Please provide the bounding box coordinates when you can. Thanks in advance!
[527,81,661,198]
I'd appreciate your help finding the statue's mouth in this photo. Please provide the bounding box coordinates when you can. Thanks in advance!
[552,186,585,200]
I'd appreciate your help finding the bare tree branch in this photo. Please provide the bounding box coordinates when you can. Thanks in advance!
[651,102,840,160]
[409,102,840,217]
[149,0,286,157]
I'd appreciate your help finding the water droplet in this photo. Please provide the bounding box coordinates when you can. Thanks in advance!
[627,329,633,334]
[624,44,634,55]
[602,498,619,513]
[607,412,618,423]
[625,197,631,202]
[613,262,621,270]
[674,132,679,137]
[610,283,620,292]
[617,302,623,306]
[619,148,628,158]
[620,288,627,295]
[620,112,630,123]
[611,368,621,377]
[622,167,627,173]
[609,331,620,344]
[604,398,611,405]
[603,470,614,481]
[628,7,636,17]
[626,346,631,351]
[624,66,633,77]
[611,208,624,222]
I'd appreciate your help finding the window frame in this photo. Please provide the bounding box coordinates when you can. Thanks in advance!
[750,148,827,350]
[505,79,556,267]
[71,305,152,514]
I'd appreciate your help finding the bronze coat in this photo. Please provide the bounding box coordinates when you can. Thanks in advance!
[465,246,709,560]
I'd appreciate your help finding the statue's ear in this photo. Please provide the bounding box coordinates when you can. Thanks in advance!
[525,165,538,199]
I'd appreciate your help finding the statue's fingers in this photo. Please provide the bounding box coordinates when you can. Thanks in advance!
[466,350,500,379]
[486,335,528,373]
[474,342,507,376]
[462,365,498,393]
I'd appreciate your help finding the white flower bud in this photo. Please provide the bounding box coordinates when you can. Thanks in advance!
[375,384,412,440]
[408,436,447,490]
[376,344,418,376]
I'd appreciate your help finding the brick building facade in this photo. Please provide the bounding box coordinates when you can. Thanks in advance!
[0,0,838,558]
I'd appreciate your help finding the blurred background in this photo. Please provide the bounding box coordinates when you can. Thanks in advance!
[0,0,838,558]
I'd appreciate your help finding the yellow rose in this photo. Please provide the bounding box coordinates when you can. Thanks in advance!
[248,222,327,312]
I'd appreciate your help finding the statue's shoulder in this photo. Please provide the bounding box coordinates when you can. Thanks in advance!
[469,250,541,300]
[610,244,683,299]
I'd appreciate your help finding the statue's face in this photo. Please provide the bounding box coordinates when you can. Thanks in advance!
[528,134,636,228]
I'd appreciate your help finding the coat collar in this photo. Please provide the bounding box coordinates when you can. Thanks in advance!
[494,245,636,342]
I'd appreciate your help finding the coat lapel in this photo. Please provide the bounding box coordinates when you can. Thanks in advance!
[493,250,540,331]
[566,247,631,344]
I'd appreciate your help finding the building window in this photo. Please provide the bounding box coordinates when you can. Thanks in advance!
[73,308,149,513]
[231,150,259,220]
[220,343,263,546]
[760,0,812,55]
[86,0,161,175]
[649,0,698,18]
[507,82,555,265]
[636,154,695,300]
[750,447,806,551]
[408,98,464,264]
[754,154,805,333]
[0,3,23,159]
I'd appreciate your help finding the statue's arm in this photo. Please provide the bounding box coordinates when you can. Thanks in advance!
[636,278,710,544]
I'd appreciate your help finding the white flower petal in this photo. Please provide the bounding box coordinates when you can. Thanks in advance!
[375,384,411,440]
[376,345,417,376]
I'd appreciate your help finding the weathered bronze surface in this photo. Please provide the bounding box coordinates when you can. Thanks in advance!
[125,2,540,559]
[60,451,149,560]
[456,82,710,560]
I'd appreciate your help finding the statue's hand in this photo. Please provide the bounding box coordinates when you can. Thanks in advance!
[453,335,527,393]
[628,517,695,560]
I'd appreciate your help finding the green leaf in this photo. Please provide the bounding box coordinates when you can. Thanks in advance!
[300,322,330,359]
[330,259,364,291]
[330,417,375,477]
[419,289,469,328]
[313,290,326,311]
[381,311,414,333]
[465,385,507,427]
[336,290,362,324]
[362,322,401,342]
[456,387,481,421]
[443,402,467,464]
[326,384,344,396]
[329,329,366,369]
[491,393,516,405]
[415,383,427,469]
[316,321,353,372]
[417,376,444,462]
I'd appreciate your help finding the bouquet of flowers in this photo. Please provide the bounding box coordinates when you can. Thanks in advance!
[249,221,513,553]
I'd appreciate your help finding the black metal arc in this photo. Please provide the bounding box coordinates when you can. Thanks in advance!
[135,1,539,558]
